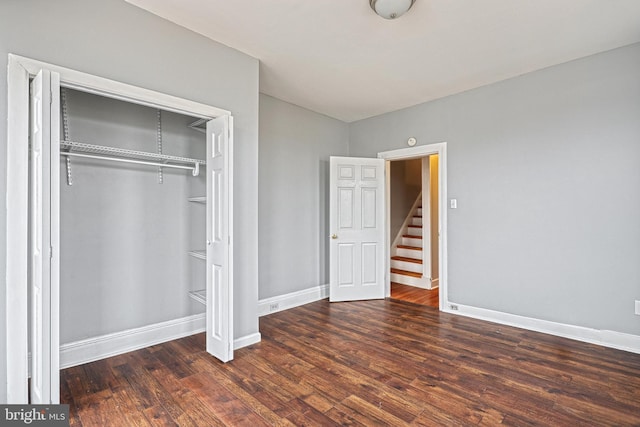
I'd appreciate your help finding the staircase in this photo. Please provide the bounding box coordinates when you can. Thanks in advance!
[390,196,432,289]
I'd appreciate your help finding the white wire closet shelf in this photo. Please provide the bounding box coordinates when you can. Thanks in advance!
[188,250,206,260]
[188,289,206,305]
[60,140,206,176]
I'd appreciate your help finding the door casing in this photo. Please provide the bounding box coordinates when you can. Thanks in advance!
[378,143,448,309]
[5,54,233,402]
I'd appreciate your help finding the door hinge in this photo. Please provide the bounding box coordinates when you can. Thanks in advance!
[50,246,53,260]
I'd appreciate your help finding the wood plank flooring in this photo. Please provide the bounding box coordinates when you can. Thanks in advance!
[61,299,640,426]
[391,282,439,307]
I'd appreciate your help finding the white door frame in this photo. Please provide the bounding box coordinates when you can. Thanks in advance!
[5,54,232,402]
[378,143,448,309]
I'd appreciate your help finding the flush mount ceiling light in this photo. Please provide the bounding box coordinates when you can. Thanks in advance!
[370,0,416,19]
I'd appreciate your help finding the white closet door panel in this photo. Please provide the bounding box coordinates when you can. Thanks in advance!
[29,69,60,404]
[206,115,233,362]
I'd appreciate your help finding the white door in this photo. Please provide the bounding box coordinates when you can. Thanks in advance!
[205,115,234,362]
[29,69,60,404]
[329,157,385,302]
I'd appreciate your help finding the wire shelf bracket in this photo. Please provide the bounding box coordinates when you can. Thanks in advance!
[61,88,73,185]
[157,109,163,184]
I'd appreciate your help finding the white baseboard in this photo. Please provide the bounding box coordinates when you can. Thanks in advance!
[60,314,262,369]
[234,332,261,349]
[60,314,206,369]
[258,284,329,316]
[443,302,640,355]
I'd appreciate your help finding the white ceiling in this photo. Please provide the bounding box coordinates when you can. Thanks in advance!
[126,0,640,122]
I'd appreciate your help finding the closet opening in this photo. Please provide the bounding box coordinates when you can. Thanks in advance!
[58,88,209,362]
[6,55,234,404]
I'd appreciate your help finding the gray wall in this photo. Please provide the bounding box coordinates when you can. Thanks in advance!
[258,94,349,299]
[350,43,640,336]
[0,0,259,400]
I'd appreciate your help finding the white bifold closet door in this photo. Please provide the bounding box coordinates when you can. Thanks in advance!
[206,115,234,362]
[29,69,61,404]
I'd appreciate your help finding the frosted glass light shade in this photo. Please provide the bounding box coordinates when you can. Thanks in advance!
[370,0,416,19]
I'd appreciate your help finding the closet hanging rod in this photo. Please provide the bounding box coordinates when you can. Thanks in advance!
[61,140,206,165]
[60,140,205,176]
[62,152,201,176]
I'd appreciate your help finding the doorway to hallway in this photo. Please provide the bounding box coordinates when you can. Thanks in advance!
[390,282,439,307]
[386,153,439,309]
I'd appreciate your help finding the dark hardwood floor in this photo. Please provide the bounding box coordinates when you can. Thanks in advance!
[390,282,439,308]
[61,299,640,426]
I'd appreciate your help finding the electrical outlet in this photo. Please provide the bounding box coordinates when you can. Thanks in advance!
[449,304,459,311]
[635,300,640,316]
[269,303,279,312]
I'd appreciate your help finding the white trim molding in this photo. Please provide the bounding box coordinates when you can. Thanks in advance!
[59,314,261,369]
[443,303,640,355]
[60,314,206,369]
[6,53,31,403]
[234,333,262,349]
[10,54,230,119]
[258,284,329,317]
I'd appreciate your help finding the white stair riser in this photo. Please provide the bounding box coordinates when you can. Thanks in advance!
[390,273,429,288]
[406,227,422,237]
[391,260,422,273]
[396,247,422,258]
[416,208,423,216]
[410,217,422,226]
[390,273,436,289]
[402,237,422,247]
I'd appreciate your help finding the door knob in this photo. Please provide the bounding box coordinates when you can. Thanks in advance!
[331,234,338,239]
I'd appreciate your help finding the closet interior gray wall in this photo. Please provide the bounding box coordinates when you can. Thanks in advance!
[59,89,206,343]
[0,0,259,400]
[349,42,640,336]
[258,94,349,299]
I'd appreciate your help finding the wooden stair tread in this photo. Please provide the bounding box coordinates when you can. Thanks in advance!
[390,268,422,278]
[402,234,422,239]
[407,225,422,228]
[398,245,422,250]
[391,256,422,264]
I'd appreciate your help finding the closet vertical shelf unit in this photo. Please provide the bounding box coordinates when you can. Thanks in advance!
[187,118,208,306]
